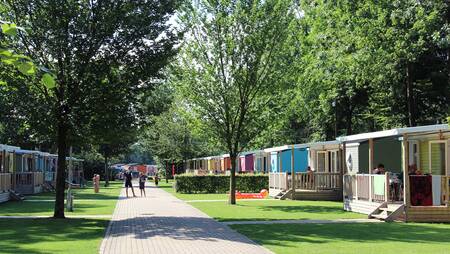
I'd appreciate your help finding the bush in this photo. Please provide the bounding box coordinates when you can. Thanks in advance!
[174,174,268,193]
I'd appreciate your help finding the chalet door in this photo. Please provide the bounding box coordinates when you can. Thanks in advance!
[329,150,340,173]
[317,151,327,172]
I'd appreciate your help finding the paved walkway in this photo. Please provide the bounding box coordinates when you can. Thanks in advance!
[99,183,272,254]
[222,218,381,225]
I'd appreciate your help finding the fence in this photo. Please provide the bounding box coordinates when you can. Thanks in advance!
[270,172,341,191]
[269,173,289,190]
[409,175,449,206]
[293,172,341,191]
[343,173,391,203]
[0,173,11,192]
[13,172,44,187]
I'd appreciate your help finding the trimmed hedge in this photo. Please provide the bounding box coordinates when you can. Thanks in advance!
[174,174,268,193]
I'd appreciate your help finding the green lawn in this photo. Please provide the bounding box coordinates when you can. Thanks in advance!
[158,180,365,221]
[0,181,122,216]
[158,180,229,201]
[189,200,365,221]
[231,222,450,254]
[0,218,108,254]
[0,181,123,253]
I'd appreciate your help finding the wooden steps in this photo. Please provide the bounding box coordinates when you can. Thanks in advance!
[9,190,25,201]
[274,189,293,200]
[369,203,404,222]
[344,199,381,215]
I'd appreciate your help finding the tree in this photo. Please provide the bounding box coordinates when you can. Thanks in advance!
[4,0,179,218]
[88,69,139,187]
[177,0,297,204]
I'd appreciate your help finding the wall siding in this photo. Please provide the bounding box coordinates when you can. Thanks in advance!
[345,145,359,174]
[419,140,429,172]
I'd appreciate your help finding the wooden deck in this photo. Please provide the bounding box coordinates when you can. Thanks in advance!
[294,189,342,201]
[405,206,450,222]
[269,172,342,201]
[343,173,450,222]
[13,172,44,195]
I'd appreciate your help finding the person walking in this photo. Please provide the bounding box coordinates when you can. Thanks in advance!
[124,170,136,198]
[139,172,147,197]
[154,173,159,186]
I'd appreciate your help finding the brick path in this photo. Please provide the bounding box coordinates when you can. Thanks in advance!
[99,183,272,254]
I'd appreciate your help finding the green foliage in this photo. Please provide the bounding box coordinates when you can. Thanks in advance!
[176,0,297,154]
[41,73,55,89]
[1,23,17,36]
[174,174,268,194]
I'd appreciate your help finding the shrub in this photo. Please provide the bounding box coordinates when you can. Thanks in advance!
[174,174,268,193]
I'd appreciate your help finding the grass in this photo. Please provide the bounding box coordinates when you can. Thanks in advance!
[158,180,229,201]
[189,200,365,221]
[0,181,123,253]
[0,218,108,254]
[231,222,450,254]
[158,180,365,221]
[0,181,122,216]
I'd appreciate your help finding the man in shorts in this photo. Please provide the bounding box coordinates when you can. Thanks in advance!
[124,170,136,198]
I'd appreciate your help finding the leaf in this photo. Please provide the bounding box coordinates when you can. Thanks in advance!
[41,73,56,89]
[17,61,35,75]
[1,23,17,36]
[0,49,12,57]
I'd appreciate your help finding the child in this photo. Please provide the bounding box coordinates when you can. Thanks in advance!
[139,172,147,197]
[154,173,159,186]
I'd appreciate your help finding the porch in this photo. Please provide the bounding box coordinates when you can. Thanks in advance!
[343,173,450,222]
[269,172,342,201]
[0,173,12,203]
[12,172,44,195]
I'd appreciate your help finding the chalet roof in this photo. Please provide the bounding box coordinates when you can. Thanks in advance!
[264,143,309,153]
[337,124,450,143]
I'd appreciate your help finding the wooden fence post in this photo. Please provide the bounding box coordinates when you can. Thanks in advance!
[385,172,390,202]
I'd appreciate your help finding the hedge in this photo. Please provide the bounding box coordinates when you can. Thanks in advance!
[174,174,268,193]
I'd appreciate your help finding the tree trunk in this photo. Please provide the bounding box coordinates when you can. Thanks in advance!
[406,62,416,127]
[345,104,353,135]
[104,153,109,187]
[229,153,237,205]
[53,117,67,219]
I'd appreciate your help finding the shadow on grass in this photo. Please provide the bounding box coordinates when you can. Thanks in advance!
[231,223,450,247]
[0,218,108,254]
[258,205,348,214]
[0,200,113,215]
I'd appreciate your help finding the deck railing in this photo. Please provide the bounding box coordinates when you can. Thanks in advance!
[269,172,289,190]
[270,172,341,191]
[0,173,11,192]
[13,172,44,187]
[45,171,56,182]
[409,175,450,207]
[343,173,391,203]
[293,172,341,191]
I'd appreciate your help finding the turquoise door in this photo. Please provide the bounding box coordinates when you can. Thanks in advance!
[270,152,278,172]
